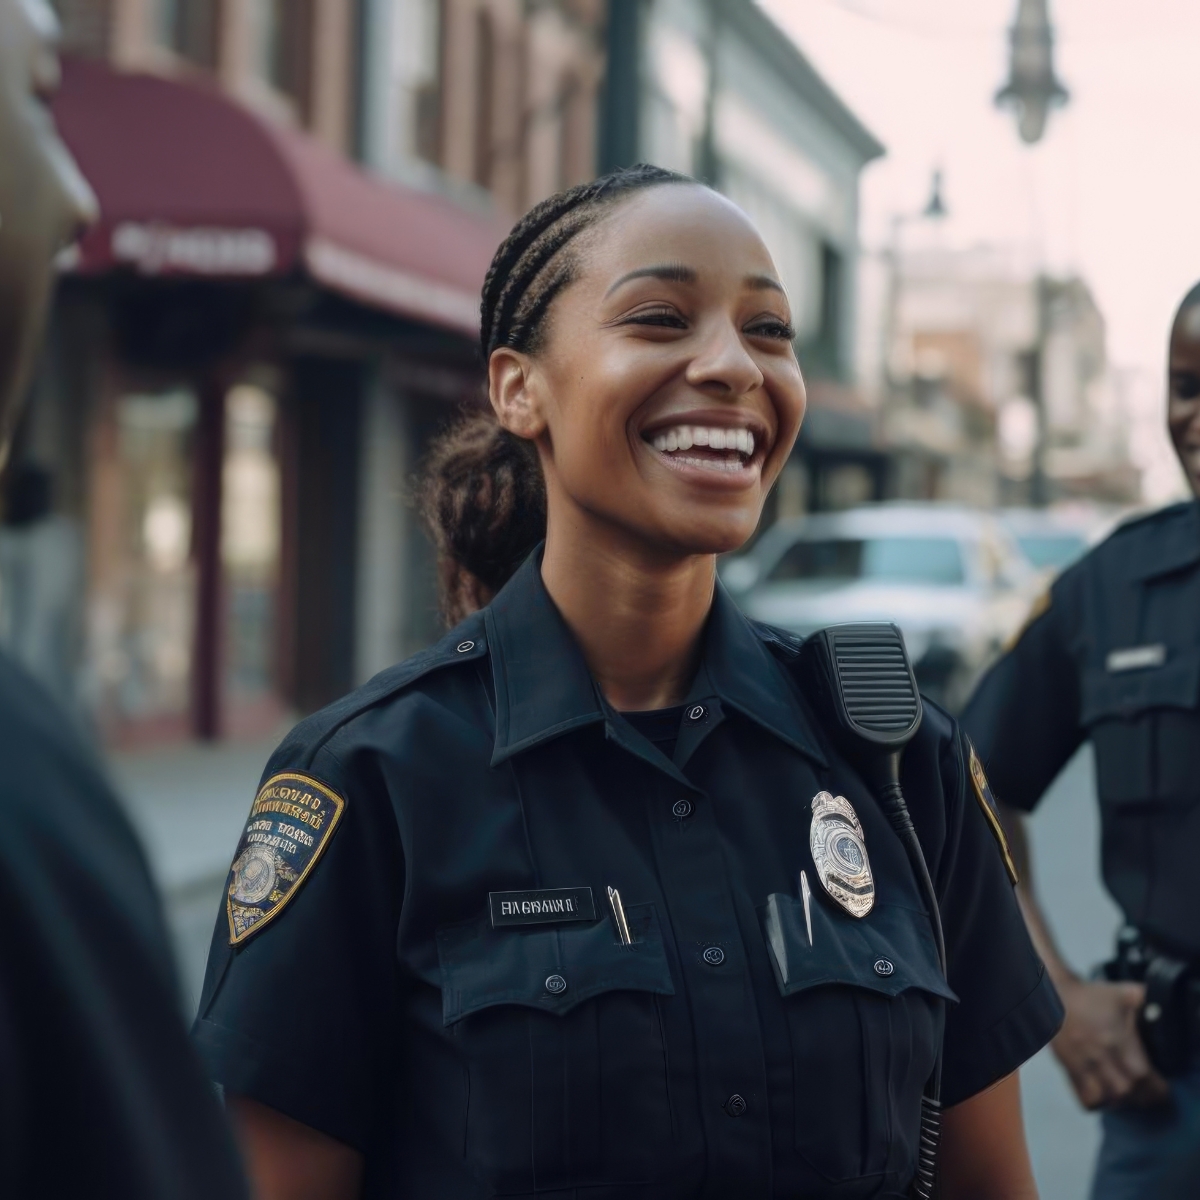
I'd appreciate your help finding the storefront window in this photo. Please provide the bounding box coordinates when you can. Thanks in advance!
[221,383,282,732]
[155,0,217,68]
[91,388,198,741]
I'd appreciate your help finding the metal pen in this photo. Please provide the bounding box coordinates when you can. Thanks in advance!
[607,885,633,945]
[799,870,814,947]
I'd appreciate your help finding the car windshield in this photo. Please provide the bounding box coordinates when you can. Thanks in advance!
[1014,533,1087,571]
[767,536,966,586]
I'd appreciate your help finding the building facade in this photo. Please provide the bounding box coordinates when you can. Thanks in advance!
[859,234,1138,509]
[23,0,607,748]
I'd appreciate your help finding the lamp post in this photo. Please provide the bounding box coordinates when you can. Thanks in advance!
[995,0,1068,145]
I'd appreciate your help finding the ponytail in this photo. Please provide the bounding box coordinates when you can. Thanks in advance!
[417,410,546,627]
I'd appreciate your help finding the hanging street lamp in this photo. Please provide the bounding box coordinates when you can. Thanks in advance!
[995,0,1069,145]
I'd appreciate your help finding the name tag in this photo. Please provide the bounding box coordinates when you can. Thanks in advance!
[489,887,596,927]
[1105,644,1167,673]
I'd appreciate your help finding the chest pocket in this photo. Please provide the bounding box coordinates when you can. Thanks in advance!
[761,892,956,1184]
[437,903,675,1195]
[1080,651,1200,805]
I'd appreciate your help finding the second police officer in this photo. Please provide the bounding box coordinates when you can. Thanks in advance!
[963,282,1200,1200]
[194,167,1062,1199]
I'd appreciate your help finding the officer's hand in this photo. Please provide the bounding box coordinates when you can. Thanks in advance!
[1051,979,1171,1110]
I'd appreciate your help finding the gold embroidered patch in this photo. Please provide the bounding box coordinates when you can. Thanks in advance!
[226,772,347,945]
[967,742,1019,886]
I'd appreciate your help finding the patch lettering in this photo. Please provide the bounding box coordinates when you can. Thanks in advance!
[967,742,1019,886]
[226,772,347,945]
[489,888,596,928]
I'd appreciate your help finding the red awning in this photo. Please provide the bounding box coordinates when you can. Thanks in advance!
[53,58,507,335]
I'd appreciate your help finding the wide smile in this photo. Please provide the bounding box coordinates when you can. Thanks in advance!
[640,419,769,486]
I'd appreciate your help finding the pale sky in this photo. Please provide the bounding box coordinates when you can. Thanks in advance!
[761,0,1200,499]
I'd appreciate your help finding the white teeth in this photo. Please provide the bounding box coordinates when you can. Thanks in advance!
[646,425,759,462]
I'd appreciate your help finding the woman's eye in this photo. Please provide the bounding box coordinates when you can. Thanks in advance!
[1171,372,1200,400]
[623,307,688,329]
[746,318,796,341]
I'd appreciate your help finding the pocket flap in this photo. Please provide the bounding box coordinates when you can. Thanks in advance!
[1081,650,1200,725]
[760,893,957,1003]
[437,902,674,1025]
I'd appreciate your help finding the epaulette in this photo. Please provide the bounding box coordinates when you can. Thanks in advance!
[748,619,805,661]
[1094,498,1200,582]
[272,612,490,763]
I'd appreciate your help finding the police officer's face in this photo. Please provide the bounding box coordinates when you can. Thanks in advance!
[0,0,97,465]
[494,185,806,556]
[1168,304,1200,498]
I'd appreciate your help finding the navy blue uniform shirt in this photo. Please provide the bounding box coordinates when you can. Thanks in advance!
[0,651,247,1200]
[196,554,1061,1199]
[963,499,1200,959]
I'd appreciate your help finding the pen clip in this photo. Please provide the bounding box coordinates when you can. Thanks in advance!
[607,885,633,945]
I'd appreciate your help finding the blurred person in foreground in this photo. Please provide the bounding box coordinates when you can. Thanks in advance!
[962,281,1200,1200]
[0,3,247,1197]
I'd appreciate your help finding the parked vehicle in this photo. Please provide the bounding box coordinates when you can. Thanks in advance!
[722,503,1039,711]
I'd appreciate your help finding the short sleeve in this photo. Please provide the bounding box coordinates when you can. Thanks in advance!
[192,736,404,1150]
[935,728,1064,1106]
[960,576,1084,813]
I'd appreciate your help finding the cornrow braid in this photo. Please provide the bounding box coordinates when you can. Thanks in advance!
[480,163,692,360]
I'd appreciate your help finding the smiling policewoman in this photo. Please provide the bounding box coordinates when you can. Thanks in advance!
[194,166,1063,1200]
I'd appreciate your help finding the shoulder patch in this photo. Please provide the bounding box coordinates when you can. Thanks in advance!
[967,742,1019,886]
[1003,588,1051,653]
[226,772,347,945]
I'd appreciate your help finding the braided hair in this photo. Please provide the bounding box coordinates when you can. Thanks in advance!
[420,164,696,626]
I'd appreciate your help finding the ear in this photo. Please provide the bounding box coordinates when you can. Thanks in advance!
[488,348,546,440]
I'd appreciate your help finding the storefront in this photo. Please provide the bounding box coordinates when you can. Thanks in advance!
[20,59,503,746]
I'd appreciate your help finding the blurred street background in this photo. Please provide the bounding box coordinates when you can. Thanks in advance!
[13,1,1200,1195]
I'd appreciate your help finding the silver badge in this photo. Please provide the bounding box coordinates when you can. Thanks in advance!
[809,791,875,918]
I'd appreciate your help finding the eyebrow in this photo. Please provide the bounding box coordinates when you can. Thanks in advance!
[745,273,786,295]
[605,263,697,296]
[605,263,787,299]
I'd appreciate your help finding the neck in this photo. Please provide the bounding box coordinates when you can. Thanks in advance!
[540,509,715,712]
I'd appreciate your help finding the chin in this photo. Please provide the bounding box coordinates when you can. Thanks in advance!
[660,512,760,558]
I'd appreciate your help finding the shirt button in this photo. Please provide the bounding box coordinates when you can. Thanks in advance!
[724,1094,747,1117]
[456,640,475,653]
[702,946,725,966]
[672,798,693,819]
[687,704,707,722]
[874,958,895,977]
[544,974,567,994]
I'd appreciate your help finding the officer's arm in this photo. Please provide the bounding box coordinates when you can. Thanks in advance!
[228,1095,362,1200]
[938,1072,1037,1200]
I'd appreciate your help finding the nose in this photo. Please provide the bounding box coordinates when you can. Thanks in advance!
[684,315,765,398]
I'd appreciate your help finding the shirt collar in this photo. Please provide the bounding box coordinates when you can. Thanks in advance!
[484,549,827,768]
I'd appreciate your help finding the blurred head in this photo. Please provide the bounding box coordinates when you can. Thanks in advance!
[485,165,805,563]
[1168,283,1200,498]
[0,0,97,466]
